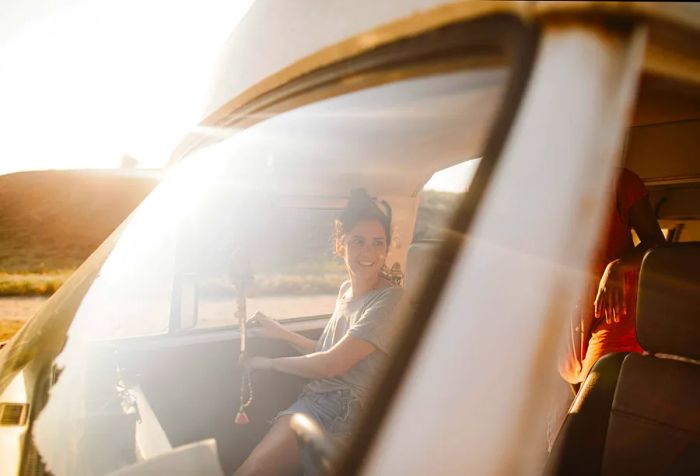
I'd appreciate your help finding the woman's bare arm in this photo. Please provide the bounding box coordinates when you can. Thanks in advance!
[628,196,666,255]
[246,334,375,379]
[248,312,317,354]
[281,331,317,355]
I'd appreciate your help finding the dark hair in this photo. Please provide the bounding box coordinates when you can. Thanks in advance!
[335,189,392,249]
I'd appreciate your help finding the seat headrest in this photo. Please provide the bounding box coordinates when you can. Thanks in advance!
[405,234,464,306]
[404,241,442,299]
[636,243,700,361]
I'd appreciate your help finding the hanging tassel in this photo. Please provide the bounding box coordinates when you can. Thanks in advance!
[235,408,249,425]
[236,367,253,425]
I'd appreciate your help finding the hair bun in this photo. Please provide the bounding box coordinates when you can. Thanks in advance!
[347,189,391,219]
[379,199,392,223]
[338,188,393,247]
[347,189,375,208]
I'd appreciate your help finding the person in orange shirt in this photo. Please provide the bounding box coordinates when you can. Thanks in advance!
[560,168,666,386]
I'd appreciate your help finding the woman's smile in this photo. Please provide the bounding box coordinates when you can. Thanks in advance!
[341,219,389,293]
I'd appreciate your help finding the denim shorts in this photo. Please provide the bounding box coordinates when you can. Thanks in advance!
[276,388,360,437]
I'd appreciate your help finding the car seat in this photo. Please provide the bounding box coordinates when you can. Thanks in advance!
[545,243,700,475]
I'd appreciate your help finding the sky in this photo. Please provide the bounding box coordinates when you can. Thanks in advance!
[0,0,471,192]
[0,0,255,175]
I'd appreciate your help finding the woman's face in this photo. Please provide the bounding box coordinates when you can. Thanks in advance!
[341,219,388,282]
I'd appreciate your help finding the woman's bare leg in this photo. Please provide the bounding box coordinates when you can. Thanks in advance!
[234,415,302,476]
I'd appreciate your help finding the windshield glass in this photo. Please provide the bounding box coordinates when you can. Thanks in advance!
[181,201,344,328]
[31,63,508,474]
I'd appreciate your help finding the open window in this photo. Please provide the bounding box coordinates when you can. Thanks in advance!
[30,12,531,476]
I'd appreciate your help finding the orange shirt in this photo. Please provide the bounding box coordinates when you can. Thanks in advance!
[560,168,649,384]
[582,168,648,377]
[598,168,648,270]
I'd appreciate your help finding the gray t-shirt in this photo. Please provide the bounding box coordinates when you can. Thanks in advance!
[305,281,404,401]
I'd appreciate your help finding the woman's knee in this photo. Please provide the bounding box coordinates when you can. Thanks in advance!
[235,416,300,476]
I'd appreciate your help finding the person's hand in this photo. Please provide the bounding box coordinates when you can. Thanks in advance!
[594,259,634,324]
[239,354,272,370]
[247,311,288,340]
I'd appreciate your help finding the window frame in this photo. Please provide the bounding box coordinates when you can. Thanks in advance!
[172,14,537,469]
[166,16,528,337]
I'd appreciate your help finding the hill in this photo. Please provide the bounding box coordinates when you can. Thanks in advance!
[0,170,159,295]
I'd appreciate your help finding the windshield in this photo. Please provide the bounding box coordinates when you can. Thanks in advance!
[30,63,508,474]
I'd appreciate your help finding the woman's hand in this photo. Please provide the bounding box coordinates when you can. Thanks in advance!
[594,259,635,324]
[240,355,273,371]
[248,311,289,340]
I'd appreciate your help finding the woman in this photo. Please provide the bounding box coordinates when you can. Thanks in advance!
[235,189,404,476]
[560,168,666,385]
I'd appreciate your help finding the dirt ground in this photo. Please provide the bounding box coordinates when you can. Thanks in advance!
[0,297,47,342]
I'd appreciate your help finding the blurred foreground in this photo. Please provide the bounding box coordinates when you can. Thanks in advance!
[0,297,47,341]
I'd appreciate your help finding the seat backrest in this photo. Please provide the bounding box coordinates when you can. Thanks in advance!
[601,243,700,475]
[544,352,629,476]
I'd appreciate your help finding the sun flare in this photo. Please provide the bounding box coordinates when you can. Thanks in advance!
[0,0,256,175]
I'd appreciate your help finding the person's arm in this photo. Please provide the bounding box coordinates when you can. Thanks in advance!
[248,312,316,354]
[280,330,318,355]
[558,307,586,385]
[245,334,375,379]
[628,197,667,250]
[594,196,666,320]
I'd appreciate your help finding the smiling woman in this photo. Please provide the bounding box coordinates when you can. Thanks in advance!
[0,0,255,175]
[235,190,402,476]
